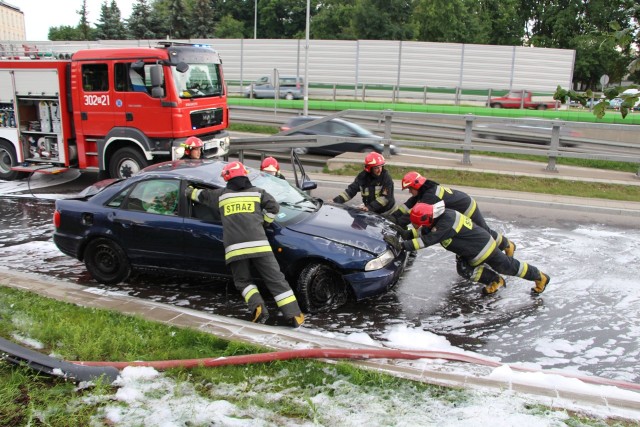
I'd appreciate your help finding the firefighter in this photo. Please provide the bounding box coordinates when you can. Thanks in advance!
[186,161,305,327]
[181,136,204,159]
[332,152,397,216]
[261,156,286,180]
[393,171,516,257]
[402,202,550,295]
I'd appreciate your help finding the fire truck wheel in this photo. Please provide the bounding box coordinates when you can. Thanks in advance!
[0,140,28,181]
[84,238,131,285]
[109,147,148,179]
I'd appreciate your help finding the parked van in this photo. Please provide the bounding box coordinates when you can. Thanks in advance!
[243,75,304,100]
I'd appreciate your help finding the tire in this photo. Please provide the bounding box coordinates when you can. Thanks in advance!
[296,263,349,313]
[84,238,131,285]
[109,147,148,179]
[0,140,28,181]
[293,147,308,155]
[536,104,547,110]
[490,103,502,109]
[284,92,294,100]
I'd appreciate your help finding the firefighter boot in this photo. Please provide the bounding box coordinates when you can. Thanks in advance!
[289,313,305,328]
[504,240,516,257]
[482,276,506,295]
[531,272,550,295]
[251,304,270,324]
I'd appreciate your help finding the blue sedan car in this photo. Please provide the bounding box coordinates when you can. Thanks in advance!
[53,160,408,312]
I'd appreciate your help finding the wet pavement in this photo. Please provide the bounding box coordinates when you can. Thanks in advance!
[1,195,639,384]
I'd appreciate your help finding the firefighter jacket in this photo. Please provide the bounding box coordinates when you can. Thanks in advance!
[333,169,396,214]
[396,180,477,219]
[188,177,279,265]
[402,208,496,267]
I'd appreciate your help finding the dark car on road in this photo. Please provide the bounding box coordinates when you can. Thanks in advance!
[52,159,408,313]
[279,116,399,156]
[474,120,582,147]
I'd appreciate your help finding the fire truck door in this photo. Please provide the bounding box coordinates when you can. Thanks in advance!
[114,63,173,136]
[75,63,117,138]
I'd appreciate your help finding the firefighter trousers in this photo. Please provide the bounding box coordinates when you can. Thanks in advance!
[229,255,303,318]
[456,249,541,286]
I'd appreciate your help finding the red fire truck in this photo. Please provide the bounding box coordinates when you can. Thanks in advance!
[0,41,229,181]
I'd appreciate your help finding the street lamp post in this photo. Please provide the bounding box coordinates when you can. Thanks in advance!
[303,0,310,115]
[254,0,257,39]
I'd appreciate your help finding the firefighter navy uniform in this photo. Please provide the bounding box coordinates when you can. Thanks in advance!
[188,173,304,326]
[333,168,397,215]
[403,204,550,295]
[394,175,516,256]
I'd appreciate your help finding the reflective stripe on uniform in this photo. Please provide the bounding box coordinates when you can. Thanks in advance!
[398,204,410,214]
[190,189,202,201]
[242,284,259,302]
[338,191,351,202]
[410,237,425,250]
[225,240,272,260]
[264,211,276,223]
[464,199,477,218]
[470,238,497,267]
[471,265,484,282]
[517,262,529,278]
[435,185,446,199]
[274,290,298,307]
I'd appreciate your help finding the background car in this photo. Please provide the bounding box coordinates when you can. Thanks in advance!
[279,116,399,156]
[474,121,582,147]
[243,75,304,100]
[53,160,408,313]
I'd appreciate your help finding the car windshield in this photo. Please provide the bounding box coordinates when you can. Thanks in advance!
[250,172,320,223]
[171,63,224,99]
[342,121,374,137]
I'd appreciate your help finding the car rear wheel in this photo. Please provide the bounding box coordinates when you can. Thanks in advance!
[84,238,131,285]
[536,104,547,110]
[296,263,349,313]
[284,92,294,100]
[490,103,502,108]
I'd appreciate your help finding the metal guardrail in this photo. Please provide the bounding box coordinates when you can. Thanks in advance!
[229,107,640,177]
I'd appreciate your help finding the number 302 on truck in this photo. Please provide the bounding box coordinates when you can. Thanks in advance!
[0,41,230,181]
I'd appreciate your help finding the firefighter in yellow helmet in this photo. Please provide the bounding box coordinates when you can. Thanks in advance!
[186,161,304,327]
[403,202,550,295]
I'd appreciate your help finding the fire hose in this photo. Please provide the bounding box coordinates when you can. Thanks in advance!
[74,347,640,392]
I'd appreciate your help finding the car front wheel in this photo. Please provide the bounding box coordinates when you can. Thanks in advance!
[84,238,131,285]
[296,263,349,313]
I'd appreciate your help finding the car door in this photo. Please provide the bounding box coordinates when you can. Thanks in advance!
[182,182,229,276]
[107,178,185,268]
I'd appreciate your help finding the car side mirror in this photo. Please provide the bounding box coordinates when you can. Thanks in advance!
[301,180,317,191]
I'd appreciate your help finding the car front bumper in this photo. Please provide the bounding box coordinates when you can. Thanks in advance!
[343,250,409,301]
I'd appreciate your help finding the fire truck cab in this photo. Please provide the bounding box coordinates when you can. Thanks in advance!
[0,42,230,180]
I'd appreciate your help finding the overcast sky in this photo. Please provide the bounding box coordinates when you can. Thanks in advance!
[11,0,134,41]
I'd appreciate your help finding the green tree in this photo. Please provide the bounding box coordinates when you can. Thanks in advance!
[77,0,91,40]
[127,0,156,39]
[95,0,128,40]
[191,0,217,38]
[168,0,190,38]
[48,25,84,41]
[351,0,413,40]
[215,15,246,39]
[412,0,477,43]
[312,0,356,40]
[257,0,310,39]
[478,0,526,45]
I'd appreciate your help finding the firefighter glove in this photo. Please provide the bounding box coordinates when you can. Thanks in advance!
[333,195,344,203]
[402,239,415,252]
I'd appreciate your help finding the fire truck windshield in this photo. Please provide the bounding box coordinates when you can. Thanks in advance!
[172,63,224,99]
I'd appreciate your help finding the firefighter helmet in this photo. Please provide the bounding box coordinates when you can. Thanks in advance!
[410,201,445,228]
[401,171,426,190]
[261,156,280,173]
[221,161,249,181]
[364,152,385,172]
[183,136,204,156]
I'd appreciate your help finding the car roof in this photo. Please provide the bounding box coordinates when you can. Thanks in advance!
[287,116,350,125]
[133,159,256,187]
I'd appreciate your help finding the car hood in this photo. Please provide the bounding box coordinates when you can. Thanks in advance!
[284,203,395,254]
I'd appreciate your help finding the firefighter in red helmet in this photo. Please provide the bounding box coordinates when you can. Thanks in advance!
[260,156,286,180]
[180,136,204,159]
[332,152,397,216]
[186,161,305,327]
[403,202,550,295]
[392,171,516,257]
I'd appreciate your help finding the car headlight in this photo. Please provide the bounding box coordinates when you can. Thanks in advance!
[365,249,394,271]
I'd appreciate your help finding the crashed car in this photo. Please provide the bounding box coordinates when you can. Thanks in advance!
[52,159,408,312]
